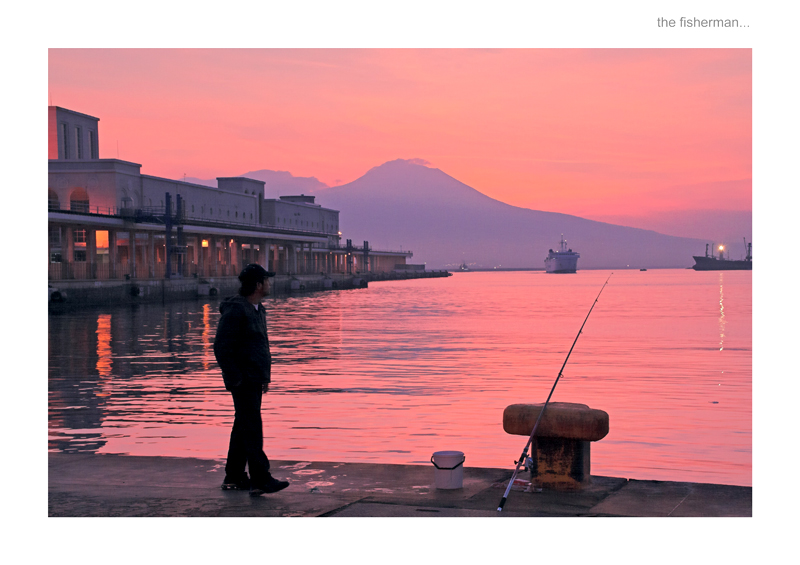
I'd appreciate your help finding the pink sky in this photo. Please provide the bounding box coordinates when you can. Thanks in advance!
[48,49,751,231]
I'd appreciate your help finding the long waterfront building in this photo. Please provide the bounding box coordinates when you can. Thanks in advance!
[48,107,412,284]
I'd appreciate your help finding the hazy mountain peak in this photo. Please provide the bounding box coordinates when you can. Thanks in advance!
[376,157,432,168]
[359,158,436,178]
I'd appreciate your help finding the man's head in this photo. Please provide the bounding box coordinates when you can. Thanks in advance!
[238,264,276,299]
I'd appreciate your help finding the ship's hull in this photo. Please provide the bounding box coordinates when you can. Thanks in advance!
[544,253,579,273]
[692,256,752,271]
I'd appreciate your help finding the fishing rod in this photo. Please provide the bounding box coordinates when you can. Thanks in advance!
[497,273,612,513]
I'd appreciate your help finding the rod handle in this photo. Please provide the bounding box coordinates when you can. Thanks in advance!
[497,497,507,512]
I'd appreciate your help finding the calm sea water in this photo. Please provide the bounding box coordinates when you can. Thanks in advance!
[48,269,751,486]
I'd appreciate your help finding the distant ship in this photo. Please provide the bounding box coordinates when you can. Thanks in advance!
[459,261,469,271]
[544,235,580,273]
[692,239,752,271]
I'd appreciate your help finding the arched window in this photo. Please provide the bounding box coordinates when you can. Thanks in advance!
[48,188,60,210]
[69,187,90,212]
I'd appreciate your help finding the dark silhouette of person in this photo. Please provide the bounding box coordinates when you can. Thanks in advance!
[214,263,289,496]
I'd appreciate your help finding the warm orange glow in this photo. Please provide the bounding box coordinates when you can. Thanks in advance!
[202,239,209,248]
[96,314,112,379]
[95,230,109,249]
[719,245,725,251]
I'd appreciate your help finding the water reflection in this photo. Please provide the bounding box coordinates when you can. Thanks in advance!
[48,270,752,486]
[49,312,109,452]
[96,314,112,379]
[718,272,727,351]
[202,303,211,372]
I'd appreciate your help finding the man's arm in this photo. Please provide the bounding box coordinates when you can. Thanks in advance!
[213,306,245,387]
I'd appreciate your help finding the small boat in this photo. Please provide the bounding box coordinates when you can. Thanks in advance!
[640,268,647,271]
[692,239,752,271]
[544,235,579,273]
[459,261,469,272]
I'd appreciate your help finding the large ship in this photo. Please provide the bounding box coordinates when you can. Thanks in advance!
[544,235,580,273]
[692,239,752,271]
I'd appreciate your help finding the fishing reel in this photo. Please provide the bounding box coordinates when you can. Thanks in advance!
[514,454,535,474]
[524,456,534,474]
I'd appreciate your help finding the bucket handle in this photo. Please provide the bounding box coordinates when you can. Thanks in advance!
[430,454,465,470]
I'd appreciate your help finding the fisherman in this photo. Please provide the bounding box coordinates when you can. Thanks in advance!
[214,263,289,496]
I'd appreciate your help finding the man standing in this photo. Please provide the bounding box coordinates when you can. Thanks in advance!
[214,263,289,496]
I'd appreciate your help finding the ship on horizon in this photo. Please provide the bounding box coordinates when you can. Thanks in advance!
[544,235,579,273]
[692,239,752,271]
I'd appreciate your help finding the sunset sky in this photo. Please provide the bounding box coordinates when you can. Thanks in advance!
[48,48,751,238]
[23,3,798,554]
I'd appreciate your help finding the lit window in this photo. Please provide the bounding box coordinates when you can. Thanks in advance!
[95,231,109,249]
[202,240,209,248]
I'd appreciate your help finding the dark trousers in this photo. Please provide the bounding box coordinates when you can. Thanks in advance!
[226,382,271,483]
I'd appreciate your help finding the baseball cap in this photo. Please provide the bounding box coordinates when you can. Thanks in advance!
[239,264,276,282]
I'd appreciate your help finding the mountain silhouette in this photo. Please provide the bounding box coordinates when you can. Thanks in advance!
[311,159,711,269]
[183,159,727,269]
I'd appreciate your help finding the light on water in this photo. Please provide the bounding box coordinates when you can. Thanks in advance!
[48,269,751,486]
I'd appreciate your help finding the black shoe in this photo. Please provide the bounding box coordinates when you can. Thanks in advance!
[221,474,251,490]
[249,476,290,496]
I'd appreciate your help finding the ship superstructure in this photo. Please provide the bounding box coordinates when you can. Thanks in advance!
[544,235,580,273]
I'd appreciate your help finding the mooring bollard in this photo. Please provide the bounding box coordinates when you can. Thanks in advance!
[503,402,609,491]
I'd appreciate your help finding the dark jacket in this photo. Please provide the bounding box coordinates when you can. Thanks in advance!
[213,295,271,390]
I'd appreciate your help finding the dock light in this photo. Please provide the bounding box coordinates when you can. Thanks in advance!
[202,240,208,248]
[719,245,724,251]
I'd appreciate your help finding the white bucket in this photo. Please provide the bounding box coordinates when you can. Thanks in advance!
[431,451,465,489]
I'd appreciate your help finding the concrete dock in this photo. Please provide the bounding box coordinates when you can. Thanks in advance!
[48,452,751,517]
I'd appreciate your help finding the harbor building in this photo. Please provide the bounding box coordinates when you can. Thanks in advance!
[48,106,414,298]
